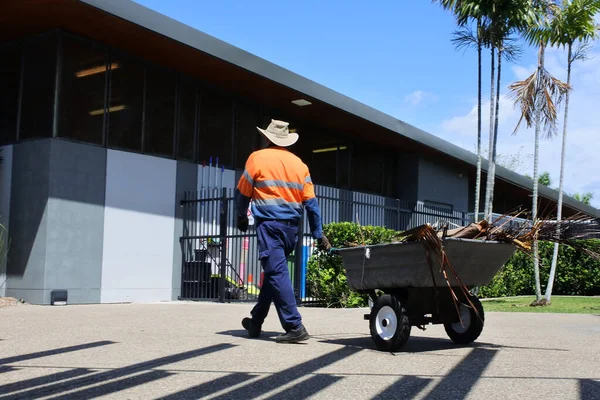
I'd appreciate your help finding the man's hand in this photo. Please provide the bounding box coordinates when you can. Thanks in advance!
[237,215,249,232]
[317,235,332,252]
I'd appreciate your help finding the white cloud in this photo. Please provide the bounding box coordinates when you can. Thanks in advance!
[441,94,520,138]
[438,48,600,209]
[404,90,437,106]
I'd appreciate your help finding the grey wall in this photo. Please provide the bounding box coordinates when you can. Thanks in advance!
[100,149,176,303]
[7,140,52,304]
[0,145,13,297]
[172,161,198,300]
[417,157,469,212]
[6,139,106,304]
[45,140,106,304]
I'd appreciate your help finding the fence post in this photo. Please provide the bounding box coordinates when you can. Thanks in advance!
[294,212,305,305]
[218,188,228,303]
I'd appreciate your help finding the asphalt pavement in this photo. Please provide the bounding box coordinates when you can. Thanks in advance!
[1,301,599,399]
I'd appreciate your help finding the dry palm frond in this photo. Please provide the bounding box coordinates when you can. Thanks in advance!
[508,65,570,139]
[401,224,483,326]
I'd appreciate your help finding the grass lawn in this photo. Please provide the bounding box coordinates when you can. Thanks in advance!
[481,296,600,314]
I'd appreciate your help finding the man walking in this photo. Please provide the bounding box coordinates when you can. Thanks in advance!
[235,119,331,343]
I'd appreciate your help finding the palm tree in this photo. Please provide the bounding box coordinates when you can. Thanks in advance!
[544,0,600,304]
[434,0,489,222]
[483,0,536,220]
[509,1,570,303]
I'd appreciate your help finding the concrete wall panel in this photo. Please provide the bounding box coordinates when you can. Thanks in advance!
[6,140,51,304]
[44,140,106,304]
[101,150,176,303]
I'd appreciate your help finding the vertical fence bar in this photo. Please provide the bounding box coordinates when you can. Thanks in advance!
[180,191,187,299]
[218,187,228,303]
[294,212,305,305]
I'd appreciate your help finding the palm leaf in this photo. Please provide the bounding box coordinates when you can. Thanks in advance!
[451,27,479,54]
[508,63,570,138]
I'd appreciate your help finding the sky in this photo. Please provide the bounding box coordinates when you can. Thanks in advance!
[134,0,600,209]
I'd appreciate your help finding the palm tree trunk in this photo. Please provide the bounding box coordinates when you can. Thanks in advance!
[487,48,502,220]
[531,43,547,303]
[474,20,483,222]
[545,43,572,303]
[484,46,496,220]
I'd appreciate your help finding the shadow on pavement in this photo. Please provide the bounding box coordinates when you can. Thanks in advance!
[372,376,433,400]
[156,373,255,400]
[0,368,92,394]
[579,379,600,400]
[425,348,497,399]
[0,343,235,400]
[163,346,361,400]
[317,335,569,353]
[0,341,116,365]
[215,329,284,342]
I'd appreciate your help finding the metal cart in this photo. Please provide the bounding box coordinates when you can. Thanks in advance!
[333,238,517,351]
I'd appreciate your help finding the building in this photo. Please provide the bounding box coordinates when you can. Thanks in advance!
[1,0,598,305]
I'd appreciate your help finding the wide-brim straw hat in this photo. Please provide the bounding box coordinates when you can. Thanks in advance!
[257,119,299,147]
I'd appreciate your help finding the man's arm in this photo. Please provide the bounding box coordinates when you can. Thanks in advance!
[302,172,323,239]
[234,155,256,219]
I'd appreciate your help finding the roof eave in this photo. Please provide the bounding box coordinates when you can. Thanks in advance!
[78,0,600,218]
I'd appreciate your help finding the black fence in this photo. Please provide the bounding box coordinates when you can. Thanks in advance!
[178,186,470,303]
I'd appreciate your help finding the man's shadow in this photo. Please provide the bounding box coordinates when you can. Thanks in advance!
[216,329,309,344]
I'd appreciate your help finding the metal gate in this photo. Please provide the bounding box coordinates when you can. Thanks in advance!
[179,188,305,303]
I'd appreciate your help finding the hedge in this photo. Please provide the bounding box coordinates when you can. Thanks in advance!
[306,222,600,308]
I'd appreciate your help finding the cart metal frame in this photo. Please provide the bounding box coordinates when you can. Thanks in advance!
[333,238,517,351]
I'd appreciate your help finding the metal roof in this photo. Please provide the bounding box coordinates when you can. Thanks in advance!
[79,0,599,217]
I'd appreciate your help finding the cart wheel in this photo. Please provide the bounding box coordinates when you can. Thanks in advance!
[444,295,484,345]
[369,294,411,352]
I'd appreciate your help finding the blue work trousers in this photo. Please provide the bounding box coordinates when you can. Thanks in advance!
[251,220,302,331]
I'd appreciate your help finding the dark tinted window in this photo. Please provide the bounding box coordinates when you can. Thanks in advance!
[59,35,107,145]
[0,42,21,145]
[352,144,384,195]
[198,90,233,167]
[107,53,143,151]
[383,152,397,197]
[20,33,57,140]
[177,80,197,161]
[144,66,176,157]
[337,144,350,189]
[311,142,339,187]
[235,102,260,169]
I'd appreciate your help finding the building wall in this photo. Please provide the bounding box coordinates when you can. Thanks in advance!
[6,140,51,304]
[101,149,177,303]
[0,145,13,297]
[45,140,106,304]
[5,140,106,303]
[417,157,469,211]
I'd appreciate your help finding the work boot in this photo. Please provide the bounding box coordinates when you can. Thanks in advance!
[242,317,261,338]
[275,325,309,343]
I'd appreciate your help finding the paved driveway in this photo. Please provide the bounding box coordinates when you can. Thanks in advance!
[1,302,599,399]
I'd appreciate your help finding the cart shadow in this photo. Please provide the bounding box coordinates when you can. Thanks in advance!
[316,335,569,353]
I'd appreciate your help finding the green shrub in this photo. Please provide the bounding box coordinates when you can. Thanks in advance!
[479,239,600,298]
[306,222,400,308]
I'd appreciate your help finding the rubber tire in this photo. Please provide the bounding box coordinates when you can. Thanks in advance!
[444,295,485,345]
[369,294,411,352]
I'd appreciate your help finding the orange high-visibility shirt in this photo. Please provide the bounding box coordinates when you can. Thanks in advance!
[235,146,323,238]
